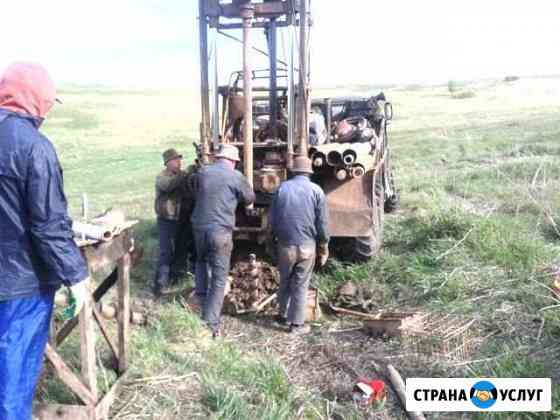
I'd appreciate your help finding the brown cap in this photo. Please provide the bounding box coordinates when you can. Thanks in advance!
[291,156,313,174]
[162,148,183,165]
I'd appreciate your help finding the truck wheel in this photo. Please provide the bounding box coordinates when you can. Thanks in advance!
[352,179,384,261]
[383,149,400,213]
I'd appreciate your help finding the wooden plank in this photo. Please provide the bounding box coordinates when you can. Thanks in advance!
[32,404,92,420]
[94,371,129,419]
[80,296,98,402]
[49,315,57,350]
[117,253,131,374]
[44,344,96,406]
[56,269,118,346]
[92,305,119,366]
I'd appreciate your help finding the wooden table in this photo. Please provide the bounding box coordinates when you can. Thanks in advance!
[33,228,134,420]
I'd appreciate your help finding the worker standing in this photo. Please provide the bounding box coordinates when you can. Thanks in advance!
[270,156,330,334]
[191,144,255,337]
[154,148,190,297]
[0,62,90,420]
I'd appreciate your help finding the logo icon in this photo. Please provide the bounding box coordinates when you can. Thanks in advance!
[470,381,498,409]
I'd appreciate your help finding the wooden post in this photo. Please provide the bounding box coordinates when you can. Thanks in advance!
[117,252,131,374]
[79,294,97,402]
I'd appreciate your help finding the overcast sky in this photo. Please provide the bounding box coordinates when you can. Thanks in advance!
[2,1,559,87]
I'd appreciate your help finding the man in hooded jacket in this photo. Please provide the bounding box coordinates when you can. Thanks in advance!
[0,62,90,420]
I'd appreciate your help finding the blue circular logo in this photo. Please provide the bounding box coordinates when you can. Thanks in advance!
[470,381,498,409]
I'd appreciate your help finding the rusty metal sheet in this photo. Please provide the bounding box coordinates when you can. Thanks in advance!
[324,174,374,236]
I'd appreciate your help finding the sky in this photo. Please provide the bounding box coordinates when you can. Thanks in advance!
[2,1,559,88]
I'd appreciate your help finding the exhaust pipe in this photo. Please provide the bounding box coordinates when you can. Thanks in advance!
[335,168,348,181]
[342,150,356,165]
[327,150,343,166]
[351,165,365,178]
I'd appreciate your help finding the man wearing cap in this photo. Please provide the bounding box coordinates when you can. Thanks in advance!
[154,148,192,296]
[190,144,255,337]
[269,156,330,334]
[0,62,90,419]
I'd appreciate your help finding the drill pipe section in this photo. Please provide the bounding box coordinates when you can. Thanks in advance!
[342,150,356,165]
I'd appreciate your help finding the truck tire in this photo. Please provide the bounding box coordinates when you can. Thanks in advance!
[352,179,384,261]
[383,149,399,213]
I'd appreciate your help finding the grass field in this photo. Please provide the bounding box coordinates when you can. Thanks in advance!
[35,77,560,419]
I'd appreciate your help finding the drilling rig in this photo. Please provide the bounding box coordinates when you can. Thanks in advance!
[197,0,398,260]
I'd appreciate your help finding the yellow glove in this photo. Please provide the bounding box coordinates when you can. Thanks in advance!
[317,243,329,267]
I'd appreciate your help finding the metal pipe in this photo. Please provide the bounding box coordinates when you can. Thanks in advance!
[342,150,356,165]
[198,0,210,164]
[325,98,332,143]
[211,29,220,149]
[352,165,366,178]
[312,153,325,168]
[268,18,278,139]
[287,27,295,169]
[217,29,289,68]
[327,150,343,166]
[298,0,310,154]
[335,168,348,181]
[241,4,255,187]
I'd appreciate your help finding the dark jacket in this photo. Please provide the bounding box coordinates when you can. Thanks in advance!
[154,167,191,221]
[191,160,255,231]
[270,175,330,246]
[0,109,88,301]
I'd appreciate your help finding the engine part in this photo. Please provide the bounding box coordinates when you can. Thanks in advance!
[335,119,355,142]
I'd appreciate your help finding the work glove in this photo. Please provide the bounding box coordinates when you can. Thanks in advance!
[317,243,329,267]
[63,278,91,319]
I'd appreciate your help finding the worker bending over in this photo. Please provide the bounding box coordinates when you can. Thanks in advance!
[270,156,330,334]
[191,144,255,337]
[0,62,90,420]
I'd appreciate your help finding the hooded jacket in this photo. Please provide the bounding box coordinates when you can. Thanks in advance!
[0,62,88,301]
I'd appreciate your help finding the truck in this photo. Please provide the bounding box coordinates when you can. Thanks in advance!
[196,0,398,260]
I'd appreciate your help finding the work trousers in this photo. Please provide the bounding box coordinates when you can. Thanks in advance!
[277,243,316,326]
[155,218,179,288]
[173,218,196,276]
[193,228,233,331]
[0,292,55,420]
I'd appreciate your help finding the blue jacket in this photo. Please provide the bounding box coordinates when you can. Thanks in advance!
[191,160,255,231]
[0,109,88,301]
[270,175,330,246]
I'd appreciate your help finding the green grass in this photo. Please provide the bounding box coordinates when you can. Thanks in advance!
[35,77,560,418]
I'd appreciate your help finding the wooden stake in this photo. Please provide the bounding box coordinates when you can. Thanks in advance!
[117,252,131,374]
[80,293,97,401]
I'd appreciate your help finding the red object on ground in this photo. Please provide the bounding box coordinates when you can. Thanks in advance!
[353,379,387,408]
